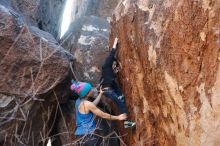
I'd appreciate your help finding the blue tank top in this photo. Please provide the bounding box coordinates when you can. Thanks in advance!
[75,99,95,135]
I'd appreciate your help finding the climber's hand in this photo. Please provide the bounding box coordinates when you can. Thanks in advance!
[117,114,127,121]
[99,86,108,95]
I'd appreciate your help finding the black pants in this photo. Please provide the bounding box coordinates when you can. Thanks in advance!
[76,134,102,146]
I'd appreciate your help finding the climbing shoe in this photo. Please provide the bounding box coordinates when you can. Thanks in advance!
[124,121,136,128]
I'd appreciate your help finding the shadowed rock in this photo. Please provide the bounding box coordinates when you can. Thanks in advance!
[0,5,71,145]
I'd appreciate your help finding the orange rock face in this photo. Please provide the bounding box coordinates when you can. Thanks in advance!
[110,0,220,145]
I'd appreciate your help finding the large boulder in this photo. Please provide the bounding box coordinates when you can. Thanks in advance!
[62,16,110,85]
[0,5,71,146]
[110,0,220,145]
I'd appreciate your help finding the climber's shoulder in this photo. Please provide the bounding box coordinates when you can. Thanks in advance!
[80,100,95,109]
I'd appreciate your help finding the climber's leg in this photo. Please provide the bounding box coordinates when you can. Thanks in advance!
[104,89,127,114]
[104,88,136,128]
[111,82,125,102]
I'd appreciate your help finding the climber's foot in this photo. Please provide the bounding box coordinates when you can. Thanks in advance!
[124,120,136,128]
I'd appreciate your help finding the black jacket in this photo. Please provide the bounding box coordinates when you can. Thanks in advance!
[100,48,117,87]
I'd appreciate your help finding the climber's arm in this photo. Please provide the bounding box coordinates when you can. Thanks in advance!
[102,38,118,68]
[102,50,116,68]
[112,37,118,49]
[86,101,127,120]
[92,89,102,106]
[93,86,107,105]
[92,87,108,105]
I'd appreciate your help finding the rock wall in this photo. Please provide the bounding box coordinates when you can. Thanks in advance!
[0,5,71,145]
[110,0,220,145]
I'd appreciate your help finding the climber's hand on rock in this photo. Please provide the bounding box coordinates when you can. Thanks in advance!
[117,114,127,120]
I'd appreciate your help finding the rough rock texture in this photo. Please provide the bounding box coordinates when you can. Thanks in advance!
[0,5,71,145]
[110,0,220,145]
[62,16,110,84]
[61,0,120,84]
[0,0,65,38]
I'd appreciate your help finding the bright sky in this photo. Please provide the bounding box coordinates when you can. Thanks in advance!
[60,0,74,38]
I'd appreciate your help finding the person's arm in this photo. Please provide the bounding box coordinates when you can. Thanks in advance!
[102,50,116,68]
[93,87,107,105]
[92,91,102,106]
[112,37,118,49]
[102,38,118,68]
[85,101,127,120]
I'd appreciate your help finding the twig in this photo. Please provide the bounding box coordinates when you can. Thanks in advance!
[20,110,29,139]
[47,103,59,136]
[53,90,72,144]
[27,121,32,144]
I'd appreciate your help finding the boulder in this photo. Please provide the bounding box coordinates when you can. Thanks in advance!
[61,16,110,85]
[0,5,71,145]
[110,0,220,145]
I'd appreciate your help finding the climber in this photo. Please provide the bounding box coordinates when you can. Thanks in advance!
[70,81,127,146]
[100,37,136,128]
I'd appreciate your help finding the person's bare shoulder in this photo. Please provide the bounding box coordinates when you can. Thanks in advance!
[82,100,91,105]
[83,100,95,108]
[79,100,95,114]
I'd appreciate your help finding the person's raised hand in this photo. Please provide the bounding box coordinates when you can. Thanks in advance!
[99,86,108,95]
